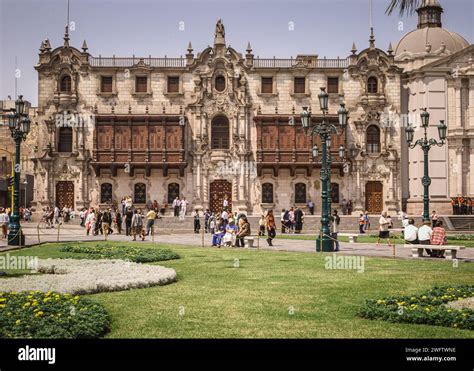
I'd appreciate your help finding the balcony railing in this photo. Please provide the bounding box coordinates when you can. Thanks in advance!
[254,57,349,69]
[89,56,187,68]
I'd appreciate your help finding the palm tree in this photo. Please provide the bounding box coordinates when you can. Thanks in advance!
[386,0,421,15]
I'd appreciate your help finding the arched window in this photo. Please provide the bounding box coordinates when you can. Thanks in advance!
[215,75,226,92]
[261,183,274,203]
[295,183,307,204]
[331,183,339,203]
[366,125,381,153]
[167,183,180,204]
[60,75,72,92]
[100,183,113,204]
[58,127,73,152]
[211,116,229,149]
[134,183,146,204]
[367,76,378,94]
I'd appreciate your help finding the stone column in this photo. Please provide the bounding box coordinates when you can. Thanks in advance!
[456,146,463,195]
[470,141,474,196]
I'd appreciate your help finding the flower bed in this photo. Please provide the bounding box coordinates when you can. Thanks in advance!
[0,259,177,295]
[0,291,110,338]
[358,285,474,330]
[60,244,180,263]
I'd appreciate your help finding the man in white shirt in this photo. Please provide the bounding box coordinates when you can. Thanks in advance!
[172,197,180,218]
[417,221,433,245]
[0,208,9,239]
[403,219,418,244]
[376,211,392,248]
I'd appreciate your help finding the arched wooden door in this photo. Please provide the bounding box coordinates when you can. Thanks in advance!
[56,181,74,209]
[210,180,232,214]
[365,181,383,213]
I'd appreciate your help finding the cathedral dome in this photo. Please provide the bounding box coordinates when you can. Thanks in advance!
[394,0,469,57]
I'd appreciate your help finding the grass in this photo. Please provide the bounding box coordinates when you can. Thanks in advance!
[272,233,474,247]
[1,241,474,338]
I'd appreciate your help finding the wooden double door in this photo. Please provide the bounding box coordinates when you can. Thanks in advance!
[56,181,74,209]
[365,181,383,213]
[210,180,232,214]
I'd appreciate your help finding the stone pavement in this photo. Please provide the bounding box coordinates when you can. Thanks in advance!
[1,222,473,262]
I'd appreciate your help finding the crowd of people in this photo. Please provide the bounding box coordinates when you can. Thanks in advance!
[451,196,474,215]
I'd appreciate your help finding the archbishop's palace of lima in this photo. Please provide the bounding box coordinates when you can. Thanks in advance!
[5,0,472,216]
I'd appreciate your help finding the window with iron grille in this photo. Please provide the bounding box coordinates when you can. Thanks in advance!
[295,183,307,204]
[167,183,180,204]
[101,76,113,93]
[294,77,306,94]
[261,77,273,94]
[262,183,274,203]
[134,183,147,204]
[367,76,378,94]
[58,127,73,152]
[211,117,229,149]
[366,125,380,153]
[215,75,226,92]
[167,76,180,93]
[60,75,71,92]
[135,76,148,93]
[100,183,113,204]
[327,77,339,94]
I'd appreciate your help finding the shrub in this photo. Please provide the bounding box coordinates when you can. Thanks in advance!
[59,244,180,263]
[0,291,111,338]
[358,285,474,330]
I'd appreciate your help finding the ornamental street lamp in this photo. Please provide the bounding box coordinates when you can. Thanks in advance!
[405,108,447,222]
[300,88,348,252]
[7,95,31,246]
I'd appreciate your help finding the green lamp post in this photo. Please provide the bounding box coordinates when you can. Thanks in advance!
[405,108,447,222]
[300,88,348,252]
[7,95,31,246]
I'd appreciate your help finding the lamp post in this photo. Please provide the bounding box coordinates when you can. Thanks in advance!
[7,95,31,246]
[300,88,348,252]
[405,108,447,222]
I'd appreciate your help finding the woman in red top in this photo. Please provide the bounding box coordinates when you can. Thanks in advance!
[430,220,447,258]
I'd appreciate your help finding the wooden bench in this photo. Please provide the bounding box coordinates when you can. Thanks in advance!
[244,237,256,248]
[403,244,465,260]
[339,233,359,243]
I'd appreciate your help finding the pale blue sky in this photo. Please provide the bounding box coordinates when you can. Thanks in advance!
[1,0,473,105]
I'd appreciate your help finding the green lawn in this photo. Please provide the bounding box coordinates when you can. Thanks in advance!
[273,233,474,247]
[1,241,474,338]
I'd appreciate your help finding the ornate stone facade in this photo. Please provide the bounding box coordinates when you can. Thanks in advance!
[30,19,405,215]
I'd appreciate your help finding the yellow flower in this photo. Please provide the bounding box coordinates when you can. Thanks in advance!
[0,304,6,309]
[425,308,430,312]
[23,302,31,308]
[0,298,6,303]
[447,309,452,313]
[35,311,44,317]
[15,320,21,325]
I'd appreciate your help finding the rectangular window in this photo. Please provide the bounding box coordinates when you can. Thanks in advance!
[101,76,113,93]
[294,77,306,94]
[167,76,180,93]
[327,77,339,94]
[58,127,73,152]
[261,77,273,94]
[135,76,148,93]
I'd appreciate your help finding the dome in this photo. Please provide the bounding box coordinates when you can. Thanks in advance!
[395,27,469,57]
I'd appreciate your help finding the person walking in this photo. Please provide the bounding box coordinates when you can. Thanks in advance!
[358,213,366,234]
[430,220,447,258]
[280,209,287,234]
[131,209,145,241]
[172,197,180,218]
[307,200,315,215]
[0,208,9,239]
[102,209,112,235]
[204,209,211,233]
[85,209,96,236]
[145,208,157,236]
[192,209,201,233]
[115,210,122,235]
[294,207,304,233]
[331,210,340,252]
[265,210,276,246]
[376,211,392,248]
[125,207,133,236]
[363,211,370,231]
[236,216,251,247]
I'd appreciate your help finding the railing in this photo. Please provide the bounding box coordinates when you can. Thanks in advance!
[254,57,349,69]
[88,56,187,68]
